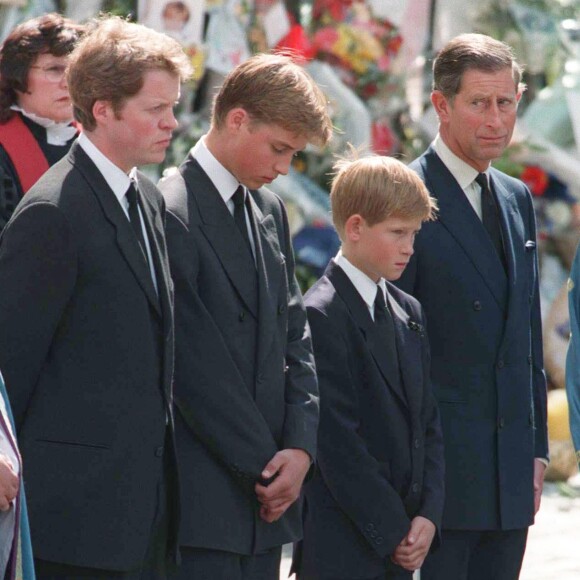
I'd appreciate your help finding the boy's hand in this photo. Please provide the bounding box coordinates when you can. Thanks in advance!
[391,516,436,571]
[255,448,311,523]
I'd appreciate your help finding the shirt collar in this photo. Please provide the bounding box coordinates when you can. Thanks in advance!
[334,250,386,312]
[433,134,485,189]
[78,132,135,204]
[191,136,241,205]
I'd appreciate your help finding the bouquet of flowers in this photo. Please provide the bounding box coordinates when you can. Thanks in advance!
[310,0,402,100]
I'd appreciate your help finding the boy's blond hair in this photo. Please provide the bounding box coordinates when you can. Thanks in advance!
[331,155,437,239]
[68,16,192,131]
[212,53,332,147]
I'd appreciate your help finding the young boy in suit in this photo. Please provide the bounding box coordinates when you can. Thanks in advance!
[159,54,332,580]
[295,155,444,580]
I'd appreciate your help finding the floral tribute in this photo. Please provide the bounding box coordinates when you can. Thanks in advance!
[311,0,402,100]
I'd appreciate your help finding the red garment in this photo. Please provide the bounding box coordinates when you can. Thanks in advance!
[0,114,49,193]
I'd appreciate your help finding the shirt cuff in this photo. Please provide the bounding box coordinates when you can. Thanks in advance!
[535,457,549,467]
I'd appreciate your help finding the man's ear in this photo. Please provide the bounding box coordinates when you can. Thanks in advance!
[431,90,451,122]
[92,100,113,126]
[344,214,365,242]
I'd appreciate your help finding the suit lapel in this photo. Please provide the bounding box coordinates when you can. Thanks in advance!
[136,176,171,324]
[421,149,508,310]
[490,171,529,351]
[387,286,422,420]
[181,157,258,318]
[326,262,408,408]
[70,144,161,316]
[248,194,284,369]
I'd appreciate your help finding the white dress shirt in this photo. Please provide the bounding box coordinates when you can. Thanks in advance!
[334,250,387,321]
[78,133,158,293]
[191,137,256,259]
[433,134,488,220]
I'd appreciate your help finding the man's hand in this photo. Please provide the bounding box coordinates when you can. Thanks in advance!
[391,516,436,572]
[534,458,546,515]
[255,448,311,523]
[0,454,18,512]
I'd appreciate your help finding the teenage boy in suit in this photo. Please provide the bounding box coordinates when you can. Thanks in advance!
[159,54,332,579]
[295,155,444,580]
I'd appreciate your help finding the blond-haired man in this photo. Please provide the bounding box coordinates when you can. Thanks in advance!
[159,53,331,579]
[0,16,191,579]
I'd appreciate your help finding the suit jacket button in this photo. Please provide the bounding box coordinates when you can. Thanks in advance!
[278,305,286,314]
[370,530,377,538]
[412,483,419,493]
[473,300,482,311]
[155,446,164,457]
[257,373,264,383]
[528,355,533,365]
[414,438,420,449]
[239,311,245,322]
[497,360,504,369]
[365,523,374,532]
[376,536,383,544]
[498,417,505,429]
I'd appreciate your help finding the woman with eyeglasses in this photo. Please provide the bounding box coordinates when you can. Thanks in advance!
[0,13,84,232]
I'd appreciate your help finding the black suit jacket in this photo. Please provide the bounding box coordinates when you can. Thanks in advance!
[396,146,548,530]
[160,155,319,554]
[296,260,444,579]
[0,142,177,570]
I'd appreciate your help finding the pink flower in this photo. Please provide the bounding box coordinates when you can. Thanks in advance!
[313,27,339,52]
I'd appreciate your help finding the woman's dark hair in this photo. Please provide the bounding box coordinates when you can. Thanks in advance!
[0,13,84,122]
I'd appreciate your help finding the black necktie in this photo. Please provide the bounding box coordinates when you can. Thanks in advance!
[476,173,505,269]
[374,287,398,357]
[232,185,253,255]
[126,182,150,267]
[375,285,401,385]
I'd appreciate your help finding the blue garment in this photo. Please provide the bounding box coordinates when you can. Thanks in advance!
[565,246,580,464]
[0,373,35,580]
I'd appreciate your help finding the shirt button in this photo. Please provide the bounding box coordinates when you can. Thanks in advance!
[155,446,164,457]
[473,300,482,311]
[412,483,419,493]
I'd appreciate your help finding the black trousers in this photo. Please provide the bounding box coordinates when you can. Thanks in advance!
[420,528,528,580]
[169,546,282,580]
[35,451,172,580]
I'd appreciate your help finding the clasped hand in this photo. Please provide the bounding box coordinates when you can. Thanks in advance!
[254,448,311,523]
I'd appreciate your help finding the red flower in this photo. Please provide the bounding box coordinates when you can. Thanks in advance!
[521,165,549,196]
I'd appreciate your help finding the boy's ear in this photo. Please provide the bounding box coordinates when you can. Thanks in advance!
[344,214,365,242]
[225,107,250,132]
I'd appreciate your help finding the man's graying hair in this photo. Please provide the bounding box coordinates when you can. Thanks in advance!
[433,33,525,99]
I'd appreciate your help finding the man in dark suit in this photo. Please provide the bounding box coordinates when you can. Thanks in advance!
[0,17,191,579]
[295,155,444,580]
[159,54,332,580]
[395,34,548,580]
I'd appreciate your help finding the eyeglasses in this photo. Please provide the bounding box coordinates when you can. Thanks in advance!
[30,64,67,82]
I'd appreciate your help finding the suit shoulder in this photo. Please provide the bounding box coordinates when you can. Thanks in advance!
[158,168,188,216]
[136,170,163,206]
[491,168,528,193]
[252,186,285,217]
[386,281,423,317]
[304,276,336,313]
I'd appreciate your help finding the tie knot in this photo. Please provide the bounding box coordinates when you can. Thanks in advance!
[125,181,138,206]
[232,185,246,208]
[475,173,489,190]
[374,286,386,310]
